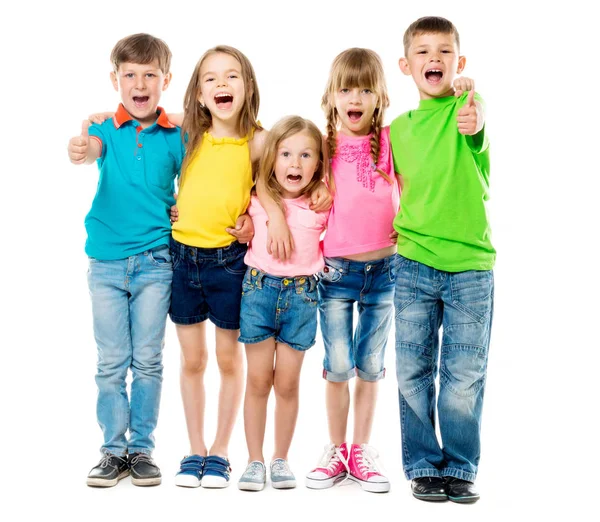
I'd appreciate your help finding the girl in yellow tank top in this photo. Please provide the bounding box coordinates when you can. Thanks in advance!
[169,46,268,488]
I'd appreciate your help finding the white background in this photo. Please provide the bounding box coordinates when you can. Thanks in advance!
[1,1,598,520]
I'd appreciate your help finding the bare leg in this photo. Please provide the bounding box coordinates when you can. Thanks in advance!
[272,343,305,460]
[353,378,378,444]
[326,380,350,446]
[243,339,276,462]
[208,327,244,457]
[177,323,209,456]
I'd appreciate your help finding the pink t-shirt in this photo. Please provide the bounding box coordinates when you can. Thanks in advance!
[245,195,328,277]
[323,127,400,257]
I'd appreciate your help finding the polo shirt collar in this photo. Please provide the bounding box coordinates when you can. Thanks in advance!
[113,103,176,129]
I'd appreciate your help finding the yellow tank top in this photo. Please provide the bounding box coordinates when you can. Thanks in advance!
[172,130,254,248]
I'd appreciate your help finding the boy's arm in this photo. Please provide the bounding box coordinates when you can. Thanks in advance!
[167,112,184,127]
[68,120,101,165]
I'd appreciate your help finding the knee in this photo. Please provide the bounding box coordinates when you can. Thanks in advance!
[181,352,208,375]
[247,374,273,398]
[274,378,300,401]
[216,351,240,375]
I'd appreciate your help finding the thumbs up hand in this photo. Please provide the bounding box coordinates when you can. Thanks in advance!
[457,90,482,135]
[68,120,92,164]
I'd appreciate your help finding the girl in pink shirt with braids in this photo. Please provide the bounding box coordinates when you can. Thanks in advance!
[237,116,329,491]
[305,48,400,493]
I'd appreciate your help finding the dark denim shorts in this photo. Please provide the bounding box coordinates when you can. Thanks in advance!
[238,267,318,351]
[169,237,247,329]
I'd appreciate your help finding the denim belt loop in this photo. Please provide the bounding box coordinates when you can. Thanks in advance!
[308,276,317,292]
[255,269,265,289]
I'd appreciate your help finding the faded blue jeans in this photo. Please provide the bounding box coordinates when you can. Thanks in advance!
[394,254,494,482]
[87,245,172,456]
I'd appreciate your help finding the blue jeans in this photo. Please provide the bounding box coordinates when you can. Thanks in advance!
[394,255,494,482]
[318,255,396,382]
[87,245,172,456]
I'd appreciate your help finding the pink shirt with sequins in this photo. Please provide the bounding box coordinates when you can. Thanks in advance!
[323,127,400,257]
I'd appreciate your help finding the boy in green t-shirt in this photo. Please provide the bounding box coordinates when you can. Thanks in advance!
[390,16,495,504]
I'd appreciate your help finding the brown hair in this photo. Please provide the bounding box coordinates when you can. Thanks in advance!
[258,116,325,212]
[322,48,391,184]
[110,33,172,74]
[403,16,460,56]
[180,45,261,178]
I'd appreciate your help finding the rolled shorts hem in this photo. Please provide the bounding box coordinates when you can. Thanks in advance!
[322,368,356,382]
[169,313,209,325]
[240,333,313,352]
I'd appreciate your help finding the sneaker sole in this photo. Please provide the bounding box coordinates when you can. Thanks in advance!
[271,479,296,489]
[412,492,448,502]
[201,476,230,488]
[238,481,265,491]
[131,476,162,487]
[305,473,346,489]
[448,494,480,504]
[349,475,390,493]
[86,470,130,488]
[175,474,202,488]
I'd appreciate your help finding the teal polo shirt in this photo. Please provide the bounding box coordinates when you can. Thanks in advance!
[85,104,184,260]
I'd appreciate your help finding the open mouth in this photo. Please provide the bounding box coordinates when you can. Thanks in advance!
[424,69,443,84]
[133,96,149,107]
[347,110,363,123]
[287,174,302,183]
[215,93,233,110]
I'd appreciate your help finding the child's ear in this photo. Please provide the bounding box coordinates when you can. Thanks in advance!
[456,55,466,74]
[399,57,411,76]
[110,71,119,92]
[162,72,172,91]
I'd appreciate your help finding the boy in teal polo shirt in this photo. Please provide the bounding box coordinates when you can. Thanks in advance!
[68,33,183,487]
[390,17,495,503]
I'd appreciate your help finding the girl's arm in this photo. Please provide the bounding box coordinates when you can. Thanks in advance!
[251,129,295,261]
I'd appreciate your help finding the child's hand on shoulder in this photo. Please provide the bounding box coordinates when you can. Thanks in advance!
[309,183,333,212]
[88,112,115,124]
[457,90,483,136]
[453,77,474,98]
[226,213,255,244]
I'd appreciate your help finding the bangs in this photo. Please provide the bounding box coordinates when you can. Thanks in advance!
[332,55,379,92]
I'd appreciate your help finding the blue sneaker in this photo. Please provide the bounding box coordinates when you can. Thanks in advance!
[175,455,205,488]
[270,459,296,489]
[201,456,231,488]
[238,461,266,491]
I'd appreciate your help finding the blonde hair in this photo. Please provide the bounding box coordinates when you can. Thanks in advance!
[403,16,460,56]
[258,116,325,212]
[180,45,261,177]
[322,48,391,184]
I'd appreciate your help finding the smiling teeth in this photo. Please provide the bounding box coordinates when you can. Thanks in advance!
[215,93,231,98]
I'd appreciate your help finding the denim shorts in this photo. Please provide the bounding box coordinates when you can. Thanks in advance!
[239,267,318,351]
[169,237,247,329]
[318,255,396,382]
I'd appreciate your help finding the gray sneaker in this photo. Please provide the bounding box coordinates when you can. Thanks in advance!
[270,459,296,489]
[238,461,266,491]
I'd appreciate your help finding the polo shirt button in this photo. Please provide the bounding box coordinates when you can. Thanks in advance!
[138,143,143,148]
[137,156,141,160]
[251,269,257,276]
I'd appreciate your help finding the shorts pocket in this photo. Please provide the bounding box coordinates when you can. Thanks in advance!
[149,246,172,268]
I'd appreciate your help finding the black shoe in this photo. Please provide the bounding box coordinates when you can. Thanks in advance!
[87,454,129,487]
[128,453,162,486]
[411,477,448,502]
[445,477,480,504]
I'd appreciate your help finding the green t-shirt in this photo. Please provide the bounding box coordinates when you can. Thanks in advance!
[390,93,495,272]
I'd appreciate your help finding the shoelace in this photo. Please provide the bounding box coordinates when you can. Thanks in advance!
[315,444,349,474]
[130,453,153,467]
[353,444,382,476]
[99,454,127,469]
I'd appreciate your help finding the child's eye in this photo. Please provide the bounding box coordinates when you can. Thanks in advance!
[362,89,372,95]
[146,73,156,78]
[340,88,349,94]
[125,73,134,78]
[302,153,312,159]
[228,74,238,79]
[281,152,290,157]
[442,50,452,54]
[205,77,215,82]
[418,51,427,54]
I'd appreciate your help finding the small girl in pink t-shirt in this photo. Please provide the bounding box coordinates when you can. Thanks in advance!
[237,116,328,491]
[305,48,400,493]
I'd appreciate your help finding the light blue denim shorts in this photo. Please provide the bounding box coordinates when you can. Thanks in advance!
[239,267,318,351]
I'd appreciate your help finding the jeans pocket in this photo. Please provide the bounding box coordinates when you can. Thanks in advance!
[450,270,493,323]
[149,246,172,269]
[223,251,247,276]
[394,257,417,314]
